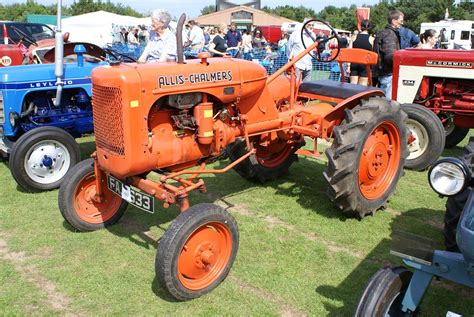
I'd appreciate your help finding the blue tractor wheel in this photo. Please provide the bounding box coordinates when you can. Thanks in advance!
[9,126,80,192]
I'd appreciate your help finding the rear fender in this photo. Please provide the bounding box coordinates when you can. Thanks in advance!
[323,90,385,124]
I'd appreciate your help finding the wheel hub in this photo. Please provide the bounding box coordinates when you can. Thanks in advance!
[24,140,70,184]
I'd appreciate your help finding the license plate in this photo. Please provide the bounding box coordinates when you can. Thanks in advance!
[107,175,155,213]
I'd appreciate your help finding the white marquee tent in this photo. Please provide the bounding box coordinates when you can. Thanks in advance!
[62,11,152,47]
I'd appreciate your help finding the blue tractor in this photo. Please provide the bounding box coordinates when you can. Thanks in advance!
[354,137,474,316]
[0,40,136,192]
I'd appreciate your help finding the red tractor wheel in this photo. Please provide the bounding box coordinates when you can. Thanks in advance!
[226,136,301,182]
[324,97,409,218]
[58,158,128,231]
[156,203,238,301]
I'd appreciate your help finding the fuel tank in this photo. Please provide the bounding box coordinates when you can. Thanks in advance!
[91,58,268,178]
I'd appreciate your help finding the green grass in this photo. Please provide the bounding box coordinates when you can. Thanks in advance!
[0,133,473,315]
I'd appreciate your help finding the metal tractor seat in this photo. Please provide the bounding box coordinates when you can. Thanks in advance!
[299,80,382,100]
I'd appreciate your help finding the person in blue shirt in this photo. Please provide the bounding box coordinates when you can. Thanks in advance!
[399,26,420,49]
[224,23,242,50]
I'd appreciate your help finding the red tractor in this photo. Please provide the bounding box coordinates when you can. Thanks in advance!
[58,18,409,300]
[393,49,473,151]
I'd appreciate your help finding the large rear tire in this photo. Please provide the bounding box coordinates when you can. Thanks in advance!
[444,137,474,251]
[402,104,445,171]
[226,137,300,183]
[9,126,80,192]
[156,203,239,301]
[324,97,409,218]
[443,115,469,148]
[58,158,128,232]
[354,266,416,317]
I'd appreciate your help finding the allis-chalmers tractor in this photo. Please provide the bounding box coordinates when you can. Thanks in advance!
[59,18,409,300]
[393,49,474,152]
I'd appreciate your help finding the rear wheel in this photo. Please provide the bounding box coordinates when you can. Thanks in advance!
[226,136,300,183]
[324,97,409,218]
[9,126,80,192]
[443,115,469,148]
[354,266,416,317]
[156,203,239,301]
[58,158,128,231]
[402,104,445,171]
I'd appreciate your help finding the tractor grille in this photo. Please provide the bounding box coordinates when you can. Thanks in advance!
[92,84,125,156]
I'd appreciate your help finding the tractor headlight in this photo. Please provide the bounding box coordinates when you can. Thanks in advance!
[429,158,471,196]
[9,111,19,128]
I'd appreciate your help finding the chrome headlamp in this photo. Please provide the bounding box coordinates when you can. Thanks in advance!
[9,111,20,128]
[428,158,471,196]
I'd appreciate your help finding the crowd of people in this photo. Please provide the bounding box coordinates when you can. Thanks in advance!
[111,8,447,99]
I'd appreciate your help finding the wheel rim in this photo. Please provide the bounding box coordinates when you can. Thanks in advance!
[177,221,233,290]
[24,140,71,184]
[358,121,401,200]
[73,172,123,224]
[406,118,429,160]
[255,140,294,168]
[384,291,404,317]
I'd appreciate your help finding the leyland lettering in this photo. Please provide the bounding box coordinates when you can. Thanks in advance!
[158,71,233,88]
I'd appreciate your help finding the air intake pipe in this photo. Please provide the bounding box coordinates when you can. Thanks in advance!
[176,13,186,64]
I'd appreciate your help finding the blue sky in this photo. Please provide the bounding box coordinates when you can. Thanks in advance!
[3,0,383,18]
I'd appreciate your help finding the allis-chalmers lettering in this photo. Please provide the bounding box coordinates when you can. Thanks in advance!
[158,71,233,88]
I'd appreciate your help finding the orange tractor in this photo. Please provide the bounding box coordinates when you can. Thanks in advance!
[58,18,409,300]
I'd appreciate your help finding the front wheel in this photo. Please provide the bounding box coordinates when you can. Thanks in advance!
[354,266,416,316]
[324,97,409,218]
[402,104,445,171]
[58,158,128,231]
[9,126,81,192]
[156,203,239,301]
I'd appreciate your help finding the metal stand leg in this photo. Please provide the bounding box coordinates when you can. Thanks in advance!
[401,269,433,313]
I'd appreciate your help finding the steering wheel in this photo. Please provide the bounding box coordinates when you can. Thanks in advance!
[10,26,38,47]
[104,48,137,63]
[300,19,340,62]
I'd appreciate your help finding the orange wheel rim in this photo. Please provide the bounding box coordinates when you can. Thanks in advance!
[177,222,233,290]
[73,172,123,224]
[255,140,293,168]
[358,121,401,200]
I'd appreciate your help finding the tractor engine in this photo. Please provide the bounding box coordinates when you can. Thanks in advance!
[18,89,93,137]
[416,78,474,127]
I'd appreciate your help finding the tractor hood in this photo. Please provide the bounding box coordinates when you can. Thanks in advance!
[0,62,104,87]
[92,57,268,104]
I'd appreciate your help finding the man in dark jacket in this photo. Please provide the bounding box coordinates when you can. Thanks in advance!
[373,10,404,99]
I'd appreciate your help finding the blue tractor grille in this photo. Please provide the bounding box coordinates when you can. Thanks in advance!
[92,85,125,156]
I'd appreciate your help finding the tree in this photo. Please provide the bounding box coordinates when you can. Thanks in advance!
[200,5,216,16]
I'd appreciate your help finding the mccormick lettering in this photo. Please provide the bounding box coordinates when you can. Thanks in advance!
[158,71,233,88]
[426,61,472,68]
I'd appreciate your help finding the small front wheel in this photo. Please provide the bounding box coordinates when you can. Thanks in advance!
[156,203,239,301]
[58,158,128,231]
[354,266,416,317]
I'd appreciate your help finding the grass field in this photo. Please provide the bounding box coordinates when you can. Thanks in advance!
[1,133,473,316]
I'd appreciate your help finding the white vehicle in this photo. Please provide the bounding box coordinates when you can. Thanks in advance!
[420,20,473,49]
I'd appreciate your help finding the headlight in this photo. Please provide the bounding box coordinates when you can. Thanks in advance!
[428,158,471,196]
[9,111,19,128]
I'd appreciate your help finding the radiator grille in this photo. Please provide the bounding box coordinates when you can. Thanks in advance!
[92,85,125,156]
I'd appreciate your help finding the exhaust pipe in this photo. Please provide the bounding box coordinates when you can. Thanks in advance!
[54,0,64,106]
[176,13,186,64]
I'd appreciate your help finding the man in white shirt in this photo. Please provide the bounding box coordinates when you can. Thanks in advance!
[287,18,315,82]
[188,20,205,53]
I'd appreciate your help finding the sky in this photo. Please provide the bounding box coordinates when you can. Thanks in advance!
[3,0,383,18]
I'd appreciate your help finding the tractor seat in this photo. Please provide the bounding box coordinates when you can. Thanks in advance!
[299,80,383,100]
